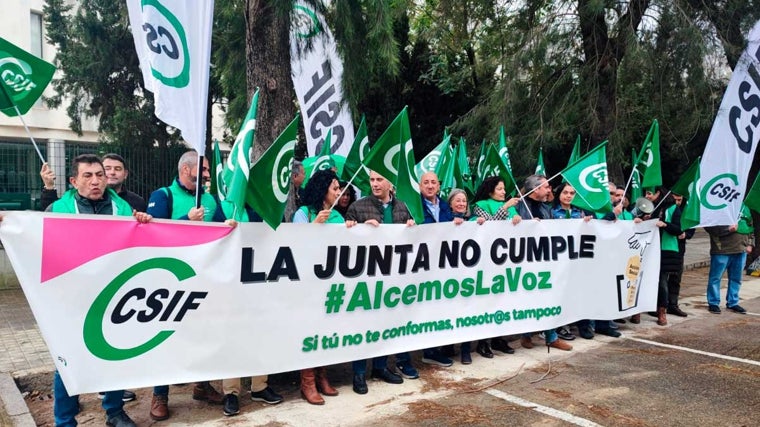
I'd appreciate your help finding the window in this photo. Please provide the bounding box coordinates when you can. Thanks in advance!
[30,12,43,58]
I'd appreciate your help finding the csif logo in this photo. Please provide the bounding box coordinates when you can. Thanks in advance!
[578,163,608,192]
[272,139,297,203]
[83,258,204,361]
[293,5,322,39]
[140,0,190,88]
[700,173,741,210]
[0,56,36,101]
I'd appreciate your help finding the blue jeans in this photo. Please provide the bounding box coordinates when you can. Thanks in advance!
[54,370,124,427]
[523,330,558,344]
[707,253,746,307]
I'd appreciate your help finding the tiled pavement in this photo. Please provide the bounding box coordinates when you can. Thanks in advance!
[0,290,54,374]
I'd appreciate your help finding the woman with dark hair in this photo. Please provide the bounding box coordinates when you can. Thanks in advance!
[334,181,357,218]
[472,176,521,224]
[469,177,521,358]
[292,170,355,404]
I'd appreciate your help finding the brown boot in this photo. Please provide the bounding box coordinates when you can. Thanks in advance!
[657,307,667,326]
[315,367,339,396]
[150,394,170,421]
[548,339,573,351]
[193,381,224,404]
[300,369,325,405]
[630,314,641,324]
[520,336,534,349]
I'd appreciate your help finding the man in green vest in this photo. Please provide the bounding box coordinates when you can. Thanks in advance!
[42,154,150,427]
[146,150,226,421]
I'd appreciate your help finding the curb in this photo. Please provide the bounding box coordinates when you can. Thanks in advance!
[0,373,35,427]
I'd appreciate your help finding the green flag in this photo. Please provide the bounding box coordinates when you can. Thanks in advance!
[481,144,517,197]
[680,165,701,230]
[475,139,488,186]
[569,135,581,164]
[561,141,612,213]
[309,127,336,177]
[221,89,259,220]
[435,135,456,196]
[341,115,371,194]
[415,133,451,179]
[637,120,662,188]
[744,173,760,214]
[454,137,474,197]
[210,139,224,200]
[0,36,56,117]
[535,148,546,175]
[395,138,425,224]
[671,157,701,198]
[246,115,299,229]
[363,107,411,183]
[497,126,513,172]
[630,148,643,201]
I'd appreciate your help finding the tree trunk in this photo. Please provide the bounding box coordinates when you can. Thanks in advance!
[246,0,296,161]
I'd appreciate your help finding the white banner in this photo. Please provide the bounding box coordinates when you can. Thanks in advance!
[699,20,760,226]
[0,212,659,395]
[126,0,214,153]
[290,0,355,157]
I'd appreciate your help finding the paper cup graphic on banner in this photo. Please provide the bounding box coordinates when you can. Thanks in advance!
[140,0,190,88]
[579,163,608,192]
[700,173,741,210]
[0,56,37,102]
[273,140,297,203]
[294,5,322,39]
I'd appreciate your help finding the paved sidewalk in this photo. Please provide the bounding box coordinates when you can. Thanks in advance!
[0,227,715,425]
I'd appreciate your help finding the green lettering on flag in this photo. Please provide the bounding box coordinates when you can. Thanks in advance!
[0,36,56,117]
[561,141,612,213]
[221,89,259,221]
[341,115,371,194]
[246,115,299,229]
[637,120,662,188]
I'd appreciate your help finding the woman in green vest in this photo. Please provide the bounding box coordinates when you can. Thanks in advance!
[292,170,355,404]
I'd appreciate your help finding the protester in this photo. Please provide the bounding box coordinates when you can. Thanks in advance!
[551,183,592,340]
[102,153,147,212]
[666,193,694,317]
[40,154,150,427]
[516,175,573,351]
[334,180,357,218]
[652,188,681,326]
[471,177,520,357]
[292,170,356,404]
[146,150,228,421]
[705,211,754,315]
[345,170,417,394]
[417,172,455,367]
[284,160,306,222]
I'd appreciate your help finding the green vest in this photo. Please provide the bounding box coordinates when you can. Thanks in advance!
[661,204,679,252]
[166,180,218,221]
[297,206,345,224]
[51,188,132,216]
[475,198,518,218]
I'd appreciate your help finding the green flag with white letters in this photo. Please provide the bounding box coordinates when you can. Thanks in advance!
[222,89,259,220]
[0,36,56,117]
[341,115,371,194]
[535,148,546,175]
[561,141,612,213]
[246,115,299,229]
[637,120,662,189]
[363,107,411,183]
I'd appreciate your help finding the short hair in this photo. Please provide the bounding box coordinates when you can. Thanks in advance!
[291,160,304,178]
[523,174,547,192]
[177,150,199,175]
[101,153,128,170]
[302,170,339,213]
[447,188,471,216]
[70,154,103,178]
[473,176,503,202]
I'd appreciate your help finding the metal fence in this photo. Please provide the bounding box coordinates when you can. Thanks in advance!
[0,140,198,209]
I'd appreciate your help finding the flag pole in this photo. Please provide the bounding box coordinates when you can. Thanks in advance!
[11,105,46,163]
[195,156,204,209]
[329,166,363,210]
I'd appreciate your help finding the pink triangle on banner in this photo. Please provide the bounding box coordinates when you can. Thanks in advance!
[41,217,233,282]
